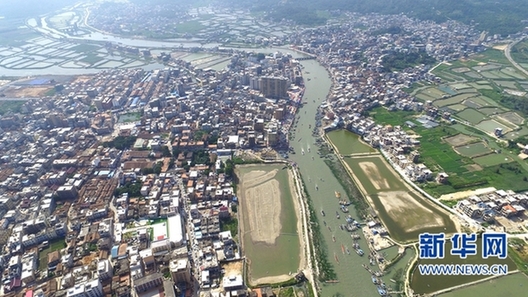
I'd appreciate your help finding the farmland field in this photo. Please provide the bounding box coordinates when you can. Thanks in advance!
[444,134,478,147]
[501,67,526,79]
[476,120,512,134]
[469,82,493,89]
[495,80,519,89]
[456,108,486,125]
[445,104,466,112]
[479,107,505,115]
[416,92,436,101]
[421,87,447,98]
[433,93,477,107]
[473,154,514,167]
[454,142,492,158]
[451,83,472,90]
[497,111,524,125]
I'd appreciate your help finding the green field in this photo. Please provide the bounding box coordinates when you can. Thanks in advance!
[473,154,514,167]
[237,164,300,282]
[326,129,376,155]
[476,120,512,134]
[416,92,436,101]
[439,273,528,297]
[343,155,455,242]
[370,107,417,126]
[457,109,486,125]
[434,93,477,107]
[495,80,519,89]
[411,239,516,294]
[505,126,528,140]
[454,142,492,158]
[479,107,505,115]
[118,112,141,123]
[38,239,67,271]
[422,87,447,98]
[501,67,526,79]
[469,82,494,90]
[446,104,466,112]
[452,83,472,90]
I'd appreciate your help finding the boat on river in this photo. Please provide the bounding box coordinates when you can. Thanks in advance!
[377,286,387,296]
[341,244,345,254]
[340,205,349,213]
[371,275,378,284]
[356,249,364,256]
[321,210,325,216]
[335,191,341,198]
[332,235,336,242]
[335,211,340,219]
[345,246,350,255]
[346,224,358,232]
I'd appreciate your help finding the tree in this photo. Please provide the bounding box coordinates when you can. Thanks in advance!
[224,159,234,177]
[161,145,172,157]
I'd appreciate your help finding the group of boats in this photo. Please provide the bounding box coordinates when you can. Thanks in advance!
[321,191,391,296]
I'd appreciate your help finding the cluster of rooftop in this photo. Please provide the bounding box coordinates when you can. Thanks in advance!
[0,47,308,297]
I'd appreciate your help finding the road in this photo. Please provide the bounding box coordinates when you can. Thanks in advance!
[504,37,528,77]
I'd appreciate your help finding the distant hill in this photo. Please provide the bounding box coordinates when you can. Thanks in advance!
[228,0,528,35]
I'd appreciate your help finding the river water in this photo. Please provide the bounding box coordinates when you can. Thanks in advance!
[288,59,380,297]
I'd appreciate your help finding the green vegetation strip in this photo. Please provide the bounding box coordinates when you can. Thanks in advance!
[300,176,337,281]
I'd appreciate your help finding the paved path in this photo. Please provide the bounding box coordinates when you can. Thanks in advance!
[505,37,528,77]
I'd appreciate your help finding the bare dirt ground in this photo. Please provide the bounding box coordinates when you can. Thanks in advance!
[238,165,304,285]
[493,44,508,51]
[243,169,278,189]
[377,191,444,233]
[2,86,52,97]
[444,134,478,146]
[245,179,281,244]
[439,187,497,201]
[222,260,244,276]
[72,76,93,84]
[358,161,390,190]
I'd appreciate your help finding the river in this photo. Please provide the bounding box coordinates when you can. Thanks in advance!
[288,59,381,297]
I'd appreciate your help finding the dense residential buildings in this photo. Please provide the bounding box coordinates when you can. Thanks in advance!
[0,5,526,297]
